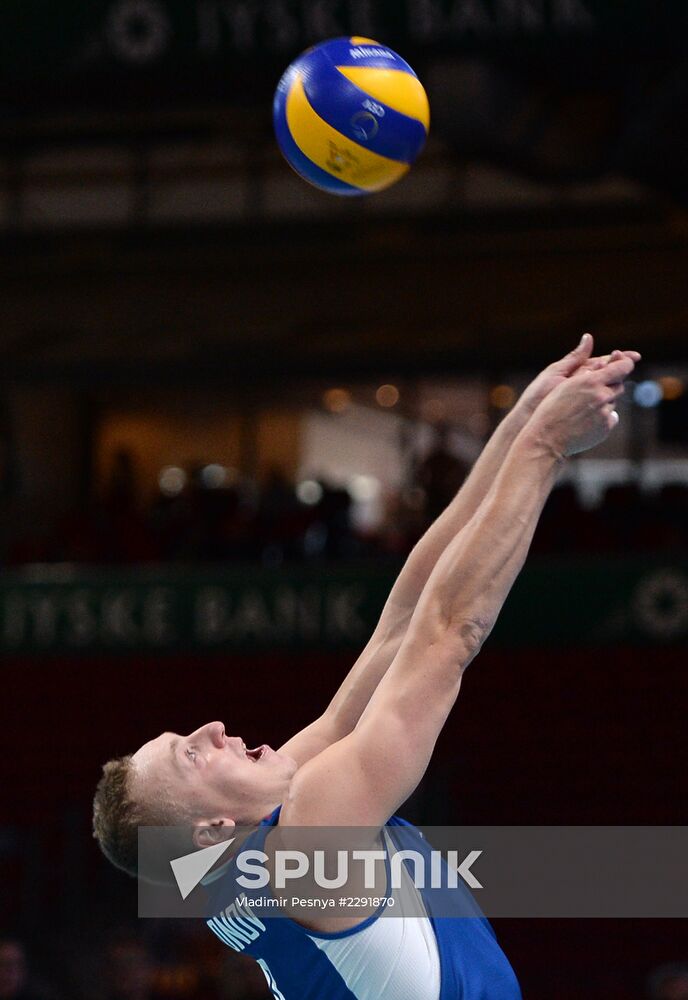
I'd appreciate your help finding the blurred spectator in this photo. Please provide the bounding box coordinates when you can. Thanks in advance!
[218,954,271,1000]
[104,450,139,512]
[2,455,686,567]
[255,468,304,564]
[0,940,28,1000]
[96,932,227,1000]
[98,450,157,564]
[377,488,425,557]
[647,963,688,1000]
[414,424,469,525]
[315,484,356,560]
[101,939,154,1000]
[0,938,56,1000]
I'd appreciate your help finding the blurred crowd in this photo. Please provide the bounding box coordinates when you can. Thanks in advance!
[3,443,688,568]
[0,930,270,1000]
[2,932,687,1000]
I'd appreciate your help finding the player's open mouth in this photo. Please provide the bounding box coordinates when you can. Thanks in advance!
[245,746,266,762]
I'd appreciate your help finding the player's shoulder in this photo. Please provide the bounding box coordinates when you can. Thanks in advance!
[275,803,411,830]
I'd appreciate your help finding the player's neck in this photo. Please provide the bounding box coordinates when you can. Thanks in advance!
[259,794,283,823]
[240,792,284,826]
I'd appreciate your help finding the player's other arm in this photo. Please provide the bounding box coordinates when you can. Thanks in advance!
[282,355,635,826]
[279,340,639,765]
[278,334,588,766]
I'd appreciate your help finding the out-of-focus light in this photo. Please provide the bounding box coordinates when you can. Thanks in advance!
[323,388,351,413]
[490,385,516,410]
[659,376,685,401]
[634,380,663,409]
[297,480,323,505]
[159,466,187,497]
[376,384,400,408]
[348,475,381,502]
[200,464,227,489]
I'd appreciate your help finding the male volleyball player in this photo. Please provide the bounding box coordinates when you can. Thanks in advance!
[94,336,639,1000]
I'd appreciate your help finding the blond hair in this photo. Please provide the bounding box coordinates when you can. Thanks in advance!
[93,755,195,882]
[93,755,140,877]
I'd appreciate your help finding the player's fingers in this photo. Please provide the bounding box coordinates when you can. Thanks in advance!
[610,349,642,364]
[587,356,610,371]
[556,332,595,375]
[597,388,620,407]
[598,355,636,384]
[608,382,626,399]
[602,402,620,428]
[587,349,640,372]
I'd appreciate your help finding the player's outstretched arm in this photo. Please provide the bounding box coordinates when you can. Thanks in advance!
[278,338,639,766]
[375,336,638,618]
[281,353,636,827]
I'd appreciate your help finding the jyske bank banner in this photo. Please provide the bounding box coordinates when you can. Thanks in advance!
[0,560,686,653]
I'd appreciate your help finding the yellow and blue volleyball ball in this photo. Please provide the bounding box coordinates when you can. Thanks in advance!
[273,37,430,196]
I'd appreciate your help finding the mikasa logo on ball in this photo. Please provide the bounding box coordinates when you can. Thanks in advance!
[349,46,395,60]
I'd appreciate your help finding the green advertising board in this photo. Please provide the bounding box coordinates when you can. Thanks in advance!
[0,558,686,654]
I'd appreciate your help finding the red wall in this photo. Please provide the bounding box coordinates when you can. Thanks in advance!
[2,644,687,997]
[5,644,684,821]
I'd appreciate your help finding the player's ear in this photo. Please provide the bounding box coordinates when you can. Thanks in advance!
[192,818,236,849]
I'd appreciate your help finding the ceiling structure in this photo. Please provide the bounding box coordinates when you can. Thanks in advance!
[1,203,686,384]
[1,2,687,381]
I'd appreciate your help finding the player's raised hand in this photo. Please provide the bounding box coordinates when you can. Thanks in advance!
[517,334,641,417]
[530,350,637,457]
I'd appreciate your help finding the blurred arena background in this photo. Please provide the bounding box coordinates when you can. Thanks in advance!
[1,2,687,998]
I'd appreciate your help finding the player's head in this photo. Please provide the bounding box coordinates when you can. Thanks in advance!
[92,720,297,877]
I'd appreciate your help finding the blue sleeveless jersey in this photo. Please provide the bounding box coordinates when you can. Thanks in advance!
[207,809,521,1000]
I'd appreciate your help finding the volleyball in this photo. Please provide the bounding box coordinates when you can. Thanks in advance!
[273,37,430,196]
